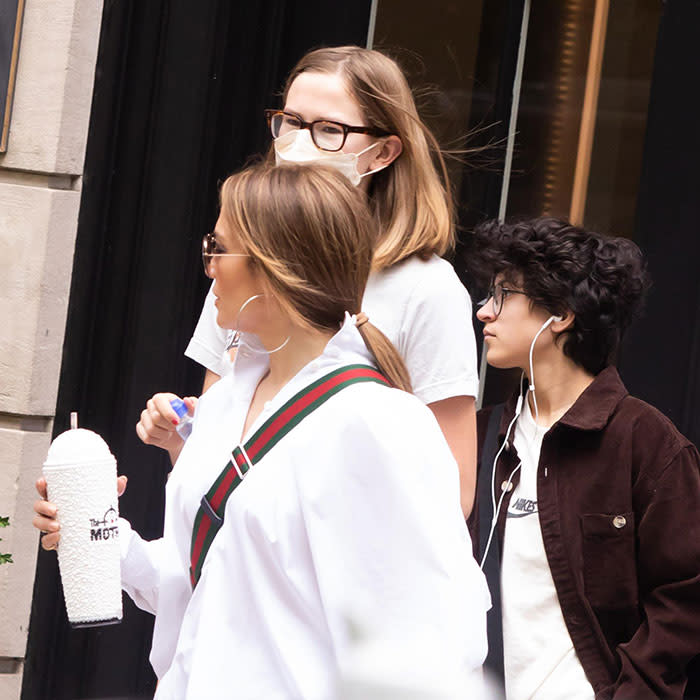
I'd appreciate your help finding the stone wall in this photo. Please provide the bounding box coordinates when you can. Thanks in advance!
[0,1,103,696]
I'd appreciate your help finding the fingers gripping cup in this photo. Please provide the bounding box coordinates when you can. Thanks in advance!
[43,419,122,627]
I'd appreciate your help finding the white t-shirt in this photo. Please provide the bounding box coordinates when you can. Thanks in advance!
[185,254,479,404]
[121,317,490,699]
[501,400,594,700]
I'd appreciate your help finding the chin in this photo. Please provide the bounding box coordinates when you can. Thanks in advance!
[485,352,519,371]
[215,310,235,330]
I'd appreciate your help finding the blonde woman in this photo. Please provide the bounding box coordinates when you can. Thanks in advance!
[36,164,489,698]
[138,46,480,516]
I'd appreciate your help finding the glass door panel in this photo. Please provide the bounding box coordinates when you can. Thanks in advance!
[372,0,487,199]
[508,0,661,238]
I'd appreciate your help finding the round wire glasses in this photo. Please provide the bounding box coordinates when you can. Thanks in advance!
[479,283,528,317]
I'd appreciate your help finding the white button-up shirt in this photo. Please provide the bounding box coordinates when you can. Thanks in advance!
[120,316,489,699]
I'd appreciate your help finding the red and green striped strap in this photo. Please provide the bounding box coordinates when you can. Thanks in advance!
[189,364,389,587]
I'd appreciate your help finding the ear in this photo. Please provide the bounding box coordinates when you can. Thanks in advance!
[369,134,402,170]
[551,312,575,333]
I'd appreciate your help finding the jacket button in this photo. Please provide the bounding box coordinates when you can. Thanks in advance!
[612,515,627,529]
[501,481,513,493]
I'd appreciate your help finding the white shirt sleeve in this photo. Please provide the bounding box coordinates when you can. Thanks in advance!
[119,517,164,616]
[399,260,480,404]
[184,283,229,376]
[295,390,489,683]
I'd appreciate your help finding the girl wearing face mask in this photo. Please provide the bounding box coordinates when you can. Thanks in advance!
[35,164,490,698]
[138,46,480,517]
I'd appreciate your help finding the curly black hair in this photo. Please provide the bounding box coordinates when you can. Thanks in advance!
[468,217,650,375]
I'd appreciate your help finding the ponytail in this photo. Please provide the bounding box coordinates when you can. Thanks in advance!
[221,164,415,391]
[355,314,412,393]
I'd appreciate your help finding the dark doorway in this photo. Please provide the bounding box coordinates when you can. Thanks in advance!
[617,2,700,688]
[22,2,371,698]
[619,0,700,454]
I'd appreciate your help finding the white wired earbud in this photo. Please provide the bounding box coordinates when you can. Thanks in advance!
[527,315,562,422]
[480,373,524,569]
[480,314,561,569]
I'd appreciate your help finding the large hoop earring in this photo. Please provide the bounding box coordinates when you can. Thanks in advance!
[236,294,291,355]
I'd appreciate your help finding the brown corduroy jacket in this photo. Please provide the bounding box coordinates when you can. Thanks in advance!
[471,366,700,699]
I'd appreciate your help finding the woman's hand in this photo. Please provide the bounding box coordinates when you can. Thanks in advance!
[33,475,128,552]
[135,392,197,464]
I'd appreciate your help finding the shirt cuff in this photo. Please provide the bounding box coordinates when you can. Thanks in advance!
[184,337,226,377]
[118,517,161,615]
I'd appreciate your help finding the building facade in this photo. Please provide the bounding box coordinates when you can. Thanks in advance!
[0,1,103,697]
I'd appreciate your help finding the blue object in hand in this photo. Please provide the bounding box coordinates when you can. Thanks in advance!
[170,398,193,440]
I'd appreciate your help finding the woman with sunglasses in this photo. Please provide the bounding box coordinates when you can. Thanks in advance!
[137,45,480,517]
[35,164,489,697]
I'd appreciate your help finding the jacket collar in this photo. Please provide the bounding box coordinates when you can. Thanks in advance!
[500,365,629,436]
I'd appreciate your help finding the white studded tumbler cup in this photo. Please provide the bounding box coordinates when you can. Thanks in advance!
[43,424,122,627]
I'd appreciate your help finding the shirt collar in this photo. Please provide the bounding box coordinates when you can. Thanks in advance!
[501,366,629,436]
[324,312,375,364]
[557,366,628,430]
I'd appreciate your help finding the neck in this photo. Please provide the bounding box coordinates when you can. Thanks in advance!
[260,323,335,393]
[239,322,335,441]
[525,351,594,428]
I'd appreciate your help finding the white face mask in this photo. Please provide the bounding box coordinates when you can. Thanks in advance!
[273,128,387,186]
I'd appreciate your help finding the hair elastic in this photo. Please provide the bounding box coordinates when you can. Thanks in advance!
[355,312,370,328]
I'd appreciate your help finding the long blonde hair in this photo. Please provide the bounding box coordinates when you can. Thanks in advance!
[220,163,412,392]
[282,46,454,270]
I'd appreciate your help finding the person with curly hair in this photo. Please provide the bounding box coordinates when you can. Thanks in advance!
[469,217,700,699]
